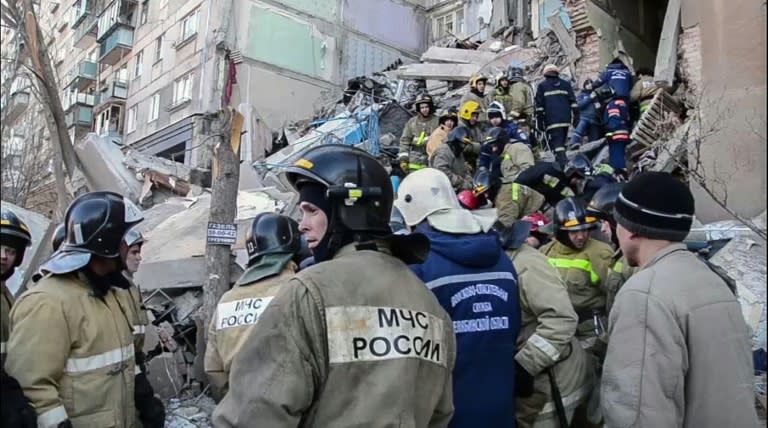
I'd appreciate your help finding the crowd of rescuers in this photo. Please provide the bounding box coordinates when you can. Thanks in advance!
[0,59,759,428]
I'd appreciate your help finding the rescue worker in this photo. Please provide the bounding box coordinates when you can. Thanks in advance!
[487,101,529,144]
[205,213,303,398]
[534,64,578,167]
[521,212,554,249]
[495,180,546,227]
[563,153,617,203]
[499,131,535,182]
[460,74,490,122]
[588,57,633,102]
[457,100,485,144]
[395,167,520,428]
[478,126,511,187]
[585,183,635,316]
[539,197,613,353]
[213,145,456,427]
[0,209,37,428]
[602,94,631,178]
[6,191,144,428]
[514,160,576,208]
[498,221,593,428]
[121,228,165,428]
[398,92,439,174]
[427,107,458,161]
[507,66,535,134]
[430,126,474,191]
[629,67,659,117]
[602,172,760,427]
[570,79,602,148]
[493,71,514,116]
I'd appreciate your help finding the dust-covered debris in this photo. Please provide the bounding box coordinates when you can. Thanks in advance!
[165,394,217,428]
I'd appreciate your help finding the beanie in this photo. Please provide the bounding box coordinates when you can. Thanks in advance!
[613,172,694,242]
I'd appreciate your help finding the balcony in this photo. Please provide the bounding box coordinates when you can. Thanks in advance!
[98,26,133,66]
[62,92,96,112]
[74,14,97,49]
[2,91,31,125]
[71,0,91,28]
[68,60,98,92]
[94,79,128,110]
[96,0,137,42]
[65,105,94,129]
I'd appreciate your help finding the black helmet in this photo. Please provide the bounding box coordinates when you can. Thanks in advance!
[496,220,533,250]
[554,197,598,232]
[413,92,434,113]
[438,107,458,125]
[1,208,32,270]
[446,126,472,145]
[283,144,428,263]
[564,153,593,178]
[483,126,510,147]
[587,182,623,223]
[245,212,301,266]
[507,66,524,81]
[123,227,145,248]
[52,223,66,252]
[42,191,144,274]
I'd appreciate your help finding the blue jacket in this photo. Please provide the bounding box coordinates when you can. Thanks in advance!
[535,77,577,129]
[501,120,528,143]
[603,98,630,133]
[593,63,633,99]
[576,91,599,123]
[410,224,521,428]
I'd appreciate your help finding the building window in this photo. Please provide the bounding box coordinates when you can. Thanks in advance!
[154,34,163,62]
[134,50,144,79]
[173,73,193,105]
[433,9,463,40]
[140,0,149,25]
[180,10,198,41]
[126,105,137,133]
[148,93,160,122]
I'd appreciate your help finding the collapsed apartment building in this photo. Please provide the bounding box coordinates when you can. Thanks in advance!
[2,0,765,423]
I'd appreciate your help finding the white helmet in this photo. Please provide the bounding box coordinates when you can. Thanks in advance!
[487,101,506,120]
[394,168,483,234]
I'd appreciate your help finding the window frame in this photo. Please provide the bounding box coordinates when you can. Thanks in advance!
[133,50,144,79]
[148,92,160,122]
[172,72,193,105]
[126,105,137,133]
[180,10,199,41]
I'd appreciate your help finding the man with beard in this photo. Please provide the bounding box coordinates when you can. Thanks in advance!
[6,191,144,428]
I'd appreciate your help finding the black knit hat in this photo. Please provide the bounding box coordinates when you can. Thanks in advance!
[613,172,694,242]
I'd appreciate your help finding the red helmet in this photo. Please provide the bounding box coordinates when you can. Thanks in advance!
[522,212,554,235]
[457,190,479,210]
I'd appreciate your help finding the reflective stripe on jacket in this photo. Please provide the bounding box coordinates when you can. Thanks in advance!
[6,273,136,428]
[399,114,440,168]
[535,77,577,127]
[494,183,545,227]
[430,144,473,191]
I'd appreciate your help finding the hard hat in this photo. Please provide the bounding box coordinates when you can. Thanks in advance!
[51,223,66,252]
[507,65,524,81]
[495,71,508,84]
[469,74,488,89]
[543,64,560,76]
[438,107,458,125]
[446,126,472,145]
[487,101,506,121]
[245,212,302,267]
[553,197,598,249]
[41,191,144,274]
[459,100,482,121]
[522,212,554,235]
[457,190,479,210]
[123,227,145,248]
[1,208,32,273]
[472,167,491,196]
[394,168,482,234]
[283,144,428,263]
[413,92,435,112]
[482,126,510,147]
[587,182,623,223]
[564,153,593,178]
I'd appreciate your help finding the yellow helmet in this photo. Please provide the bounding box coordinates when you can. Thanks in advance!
[459,100,481,121]
[469,74,488,89]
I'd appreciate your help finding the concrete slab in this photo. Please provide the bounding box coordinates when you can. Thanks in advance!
[394,63,482,81]
[420,46,498,65]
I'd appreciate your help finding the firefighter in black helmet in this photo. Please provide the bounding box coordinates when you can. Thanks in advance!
[6,191,144,428]
[539,197,613,353]
[206,212,305,399]
[0,208,36,428]
[398,92,439,174]
[586,182,635,316]
[213,144,456,427]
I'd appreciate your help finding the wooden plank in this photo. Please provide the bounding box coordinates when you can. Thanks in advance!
[654,0,681,87]
[547,11,582,62]
[394,63,481,81]
[420,46,499,65]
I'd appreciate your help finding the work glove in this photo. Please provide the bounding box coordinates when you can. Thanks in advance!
[135,370,166,428]
[1,369,37,428]
[514,360,535,398]
[399,161,409,173]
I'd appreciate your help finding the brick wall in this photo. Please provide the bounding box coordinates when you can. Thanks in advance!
[677,24,703,97]
[563,0,601,83]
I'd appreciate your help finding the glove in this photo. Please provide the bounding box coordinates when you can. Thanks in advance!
[1,370,37,428]
[589,91,597,100]
[515,360,535,398]
[135,371,166,428]
[399,161,409,172]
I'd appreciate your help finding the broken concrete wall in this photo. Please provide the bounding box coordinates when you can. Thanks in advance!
[75,134,144,202]
[680,0,767,222]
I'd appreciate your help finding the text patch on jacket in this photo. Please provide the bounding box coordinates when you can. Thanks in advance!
[216,296,275,330]
[326,306,448,367]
